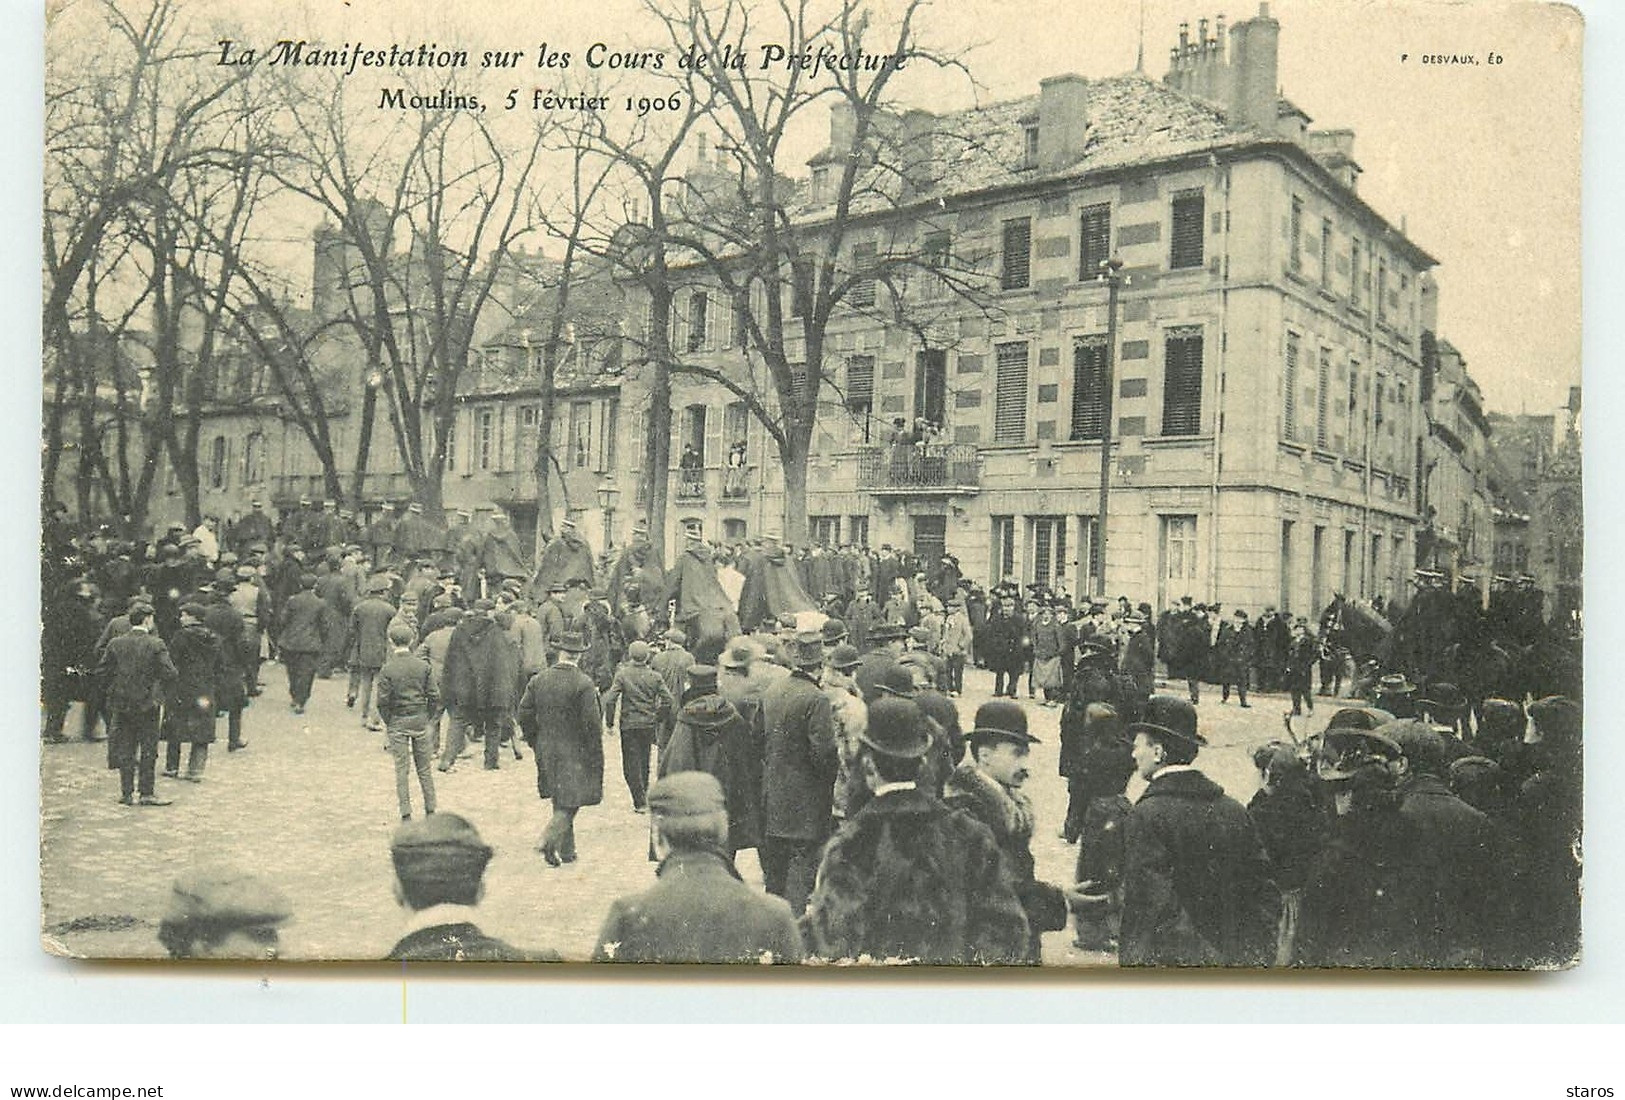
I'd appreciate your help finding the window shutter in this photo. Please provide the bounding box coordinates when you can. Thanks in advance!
[1284,333,1300,441]
[1079,204,1111,281]
[1161,328,1203,436]
[851,241,876,309]
[1316,347,1332,449]
[1070,335,1107,440]
[704,292,715,349]
[846,355,875,410]
[704,404,723,467]
[1001,218,1031,290]
[1171,190,1205,270]
[994,341,1029,442]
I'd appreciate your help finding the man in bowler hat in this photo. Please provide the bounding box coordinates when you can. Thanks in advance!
[1083,695,1278,966]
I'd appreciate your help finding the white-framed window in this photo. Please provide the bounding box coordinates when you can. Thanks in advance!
[476,409,495,472]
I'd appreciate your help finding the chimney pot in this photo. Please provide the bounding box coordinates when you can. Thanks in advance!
[1036,74,1090,169]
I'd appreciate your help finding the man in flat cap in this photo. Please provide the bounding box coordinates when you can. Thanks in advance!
[443,598,523,771]
[943,701,1074,963]
[387,814,554,962]
[760,629,838,916]
[804,698,1030,965]
[519,630,603,866]
[97,603,177,806]
[159,867,292,960]
[1091,695,1278,967]
[593,772,803,964]
[348,575,399,729]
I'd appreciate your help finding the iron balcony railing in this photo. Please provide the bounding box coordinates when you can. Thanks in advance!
[855,443,981,492]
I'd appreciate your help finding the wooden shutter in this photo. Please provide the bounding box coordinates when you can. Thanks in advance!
[1171,190,1205,270]
[1001,218,1031,290]
[1070,335,1107,440]
[846,355,875,411]
[994,341,1029,442]
[851,241,876,308]
[1079,204,1111,281]
[1284,333,1300,440]
[704,404,723,467]
[1161,327,1203,436]
[1316,347,1332,449]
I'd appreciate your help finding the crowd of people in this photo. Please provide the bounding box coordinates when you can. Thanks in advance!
[42,499,1582,968]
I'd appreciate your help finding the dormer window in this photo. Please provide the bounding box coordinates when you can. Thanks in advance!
[811,166,831,204]
[1023,125,1039,168]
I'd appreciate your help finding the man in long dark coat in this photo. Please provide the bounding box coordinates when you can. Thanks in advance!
[391,502,446,567]
[98,603,178,805]
[736,534,816,634]
[608,521,665,618]
[442,599,522,771]
[664,529,741,653]
[480,511,529,594]
[232,500,274,555]
[661,665,762,854]
[760,630,838,916]
[1091,695,1278,967]
[42,579,104,743]
[162,602,227,781]
[363,503,398,568]
[1215,609,1255,707]
[201,572,251,752]
[518,630,604,866]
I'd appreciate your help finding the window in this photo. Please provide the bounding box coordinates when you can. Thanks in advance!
[1377,259,1388,322]
[1344,530,1356,595]
[1032,516,1067,589]
[1321,218,1334,288]
[1312,526,1327,612]
[1001,218,1031,290]
[687,291,710,353]
[243,432,265,485]
[1161,515,1198,608]
[444,420,457,470]
[476,409,495,471]
[915,349,947,429]
[1351,238,1364,307]
[920,229,950,301]
[1170,190,1205,270]
[811,516,841,547]
[846,355,875,440]
[1283,332,1300,441]
[733,290,751,348]
[1023,125,1039,168]
[847,515,869,548]
[994,341,1029,443]
[913,515,947,563]
[811,166,830,204]
[1290,196,1304,273]
[1161,327,1203,436]
[992,516,1016,582]
[1079,203,1111,282]
[568,402,591,468]
[850,241,876,309]
[208,435,228,490]
[723,517,748,542]
[681,404,708,466]
[722,400,749,496]
[1070,334,1108,440]
[1316,347,1332,449]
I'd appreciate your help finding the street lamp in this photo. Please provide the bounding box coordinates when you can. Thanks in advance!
[597,485,621,551]
[1095,256,1125,598]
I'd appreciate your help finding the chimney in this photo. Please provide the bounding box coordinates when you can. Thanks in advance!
[1419,273,1439,334]
[1227,2,1280,133]
[1307,128,1361,190]
[900,108,938,195]
[1036,74,1089,169]
[828,101,857,160]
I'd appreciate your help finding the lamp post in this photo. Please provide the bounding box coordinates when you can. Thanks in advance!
[1095,257,1125,598]
[597,484,621,553]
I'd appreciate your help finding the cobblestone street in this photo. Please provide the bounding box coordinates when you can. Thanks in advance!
[41,662,1303,965]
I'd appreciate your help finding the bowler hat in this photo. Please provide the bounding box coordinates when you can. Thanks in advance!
[663,627,687,645]
[1377,673,1417,695]
[556,630,588,653]
[870,664,919,699]
[627,640,651,664]
[647,771,727,818]
[968,699,1041,747]
[826,643,861,671]
[820,618,849,645]
[867,622,906,642]
[1129,695,1206,750]
[1324,706,1397,733]
[1529,695,1581,741]
[856,697,933,759]
[685,664,718,691]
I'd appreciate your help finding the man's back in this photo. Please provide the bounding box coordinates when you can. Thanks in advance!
[806,787,1029,965]
[594,850,803,964]
[388,921,552,963]
[1120,768,1278,967]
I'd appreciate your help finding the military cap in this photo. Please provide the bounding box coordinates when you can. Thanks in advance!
[471,598,496,612]
[857,697,933,759]
[250,500,265,509]
[390,812,493,883]
[789,629,824,668]
[826,643,861,671]
[867,622,907,642]
[685,664,718,691]
[501,578,523,594]
[178,600,210,620]
[820,618,849,645]
[163,867,292,930]
[627,640,651,664]
[1317,726,1403,781]
[968,699,1041,747]
[556,630,588,653]
[647,770,727,818]
[1129,695,1206,751]
[663,627,687,645]
[566,577,591,590]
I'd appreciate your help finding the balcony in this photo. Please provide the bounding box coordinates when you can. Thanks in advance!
[676,468,707,502]
[856,443,981,495]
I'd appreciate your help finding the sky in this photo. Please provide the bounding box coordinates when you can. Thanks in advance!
[52,0,1584,418]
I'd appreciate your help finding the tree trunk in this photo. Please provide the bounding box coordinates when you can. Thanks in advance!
[779,424,812,546]
[351,371,379,507]
[643,285,675,568]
